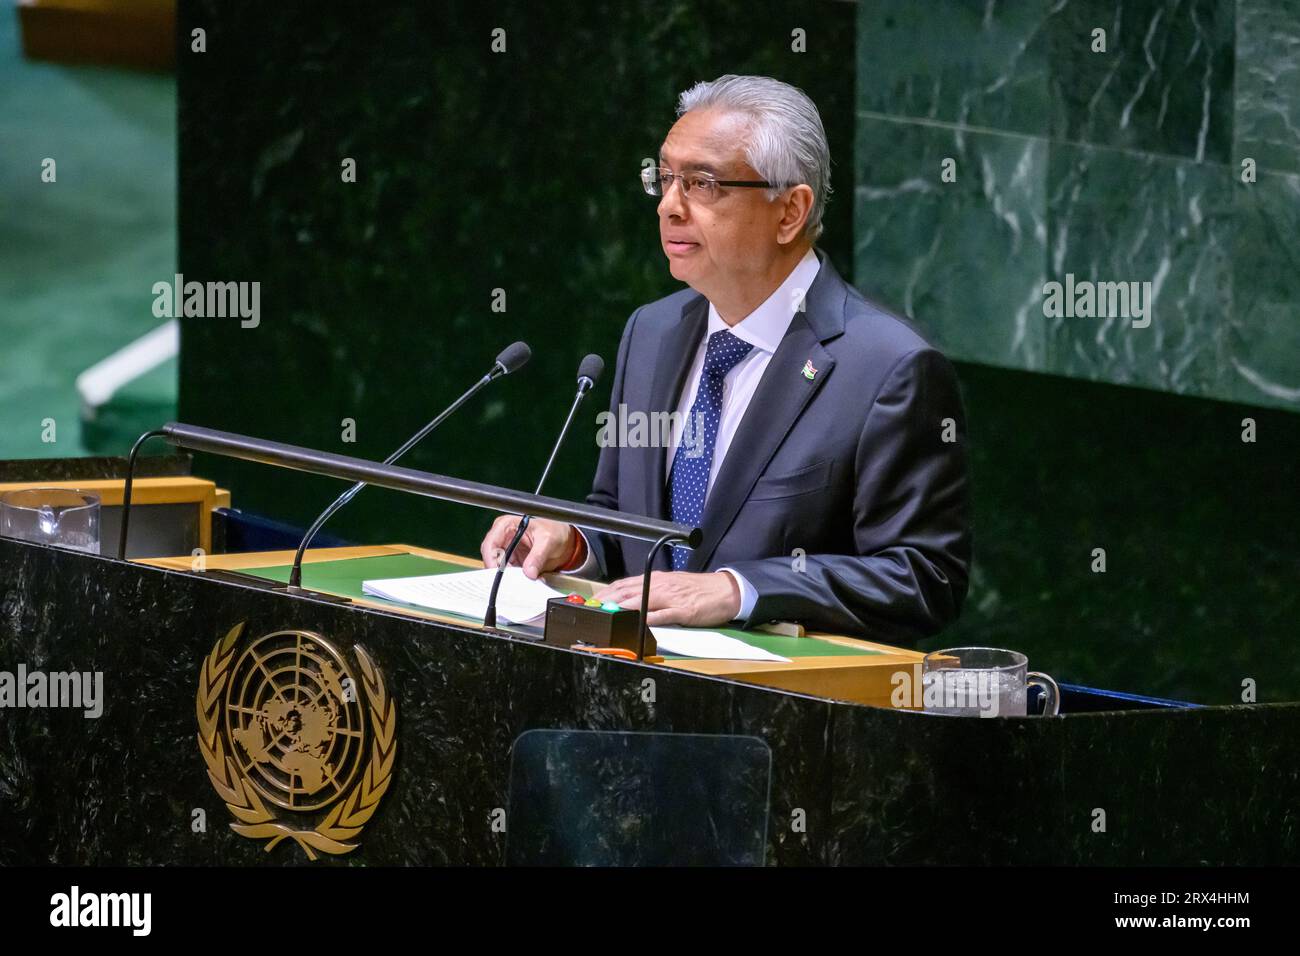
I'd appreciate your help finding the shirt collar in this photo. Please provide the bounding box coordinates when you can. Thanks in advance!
[705,247,822,354]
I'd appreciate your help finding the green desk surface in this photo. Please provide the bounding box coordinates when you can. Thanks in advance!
[241,553,881,660]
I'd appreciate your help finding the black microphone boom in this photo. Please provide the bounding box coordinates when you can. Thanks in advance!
[483,353,604,628]
[284,341,531,591]
[118,419,699,658]
[136,423,697,543]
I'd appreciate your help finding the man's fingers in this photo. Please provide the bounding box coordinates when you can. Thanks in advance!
[479,527,498,565]
[646,607,687,627]
[484,517,585,578]
[593,573,731,628]
[520,530,549,578]
[597,575,674,609]
[606,574,651,593]
[520,523,566,579]
[593,578,638,603]
[480,515,523,567]
[619,578,654,602]
[480,528,508,566]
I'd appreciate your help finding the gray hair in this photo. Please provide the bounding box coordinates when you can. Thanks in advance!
[676,74,832,241]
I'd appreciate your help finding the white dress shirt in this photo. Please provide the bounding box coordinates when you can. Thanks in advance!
[570,247,822,622]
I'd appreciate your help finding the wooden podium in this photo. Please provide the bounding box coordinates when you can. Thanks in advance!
[137,543,930,709]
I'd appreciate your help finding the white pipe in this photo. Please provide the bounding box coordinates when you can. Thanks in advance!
[75,319,179,419]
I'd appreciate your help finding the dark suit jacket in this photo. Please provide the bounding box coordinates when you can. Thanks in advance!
[583,248,972,642]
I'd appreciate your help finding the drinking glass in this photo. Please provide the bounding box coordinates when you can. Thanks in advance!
[0,488,101,554]
[922,647,1060,717]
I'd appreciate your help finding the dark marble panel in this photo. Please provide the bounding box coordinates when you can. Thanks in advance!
[728,681,836,865]
[3,536,1298,865]
[1056,705,1300,864]
[855,117,1049,369]
[1045,140,1233,395]
[934,361,1300,707]
[0,455,190,482]
[505,730,770,865]
[1048,0,1235,163]
[856,0,1053,135]
[1235,0,1300,175]
[829,707,1071,865]
[1228,170,1300,407]
[829,690,1300,865]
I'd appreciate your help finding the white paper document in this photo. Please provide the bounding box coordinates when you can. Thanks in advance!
[362,567,566,625]
[649,627,791,662]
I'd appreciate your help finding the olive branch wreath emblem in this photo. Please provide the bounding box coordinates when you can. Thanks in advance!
[196,622,397,860]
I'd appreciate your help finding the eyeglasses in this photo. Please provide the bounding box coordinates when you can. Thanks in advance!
[640,165,781,204]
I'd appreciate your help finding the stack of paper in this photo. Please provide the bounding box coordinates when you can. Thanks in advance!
[362,567,565,625]
[649,627,790,662]
[360,569,795,662]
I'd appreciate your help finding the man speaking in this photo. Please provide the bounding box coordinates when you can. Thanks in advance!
[481,74,971,642]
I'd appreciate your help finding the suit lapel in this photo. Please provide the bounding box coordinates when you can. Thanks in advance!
[642,293,708,524]
[639,249,849,572]
[686,248,849,571]
[687,318,834,571]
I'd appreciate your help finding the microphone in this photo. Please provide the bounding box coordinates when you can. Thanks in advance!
[285,340,531,592]
[484,353,604,628]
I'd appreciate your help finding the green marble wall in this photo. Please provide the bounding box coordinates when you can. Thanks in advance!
[856,0,1300,410]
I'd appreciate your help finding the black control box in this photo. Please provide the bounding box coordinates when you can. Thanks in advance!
[542,595,652,655]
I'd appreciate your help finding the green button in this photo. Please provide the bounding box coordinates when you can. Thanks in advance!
[601,602,621,612]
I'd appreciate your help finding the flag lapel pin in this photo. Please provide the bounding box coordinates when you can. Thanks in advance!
[801,359,818,381]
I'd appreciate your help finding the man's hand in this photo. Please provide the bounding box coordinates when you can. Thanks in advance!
[593,571,741,627]
[479,516,577,579]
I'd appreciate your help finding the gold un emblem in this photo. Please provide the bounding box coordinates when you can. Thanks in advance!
[196,623,397,859]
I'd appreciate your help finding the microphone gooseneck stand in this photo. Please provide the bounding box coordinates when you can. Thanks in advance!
[484,356,602,629]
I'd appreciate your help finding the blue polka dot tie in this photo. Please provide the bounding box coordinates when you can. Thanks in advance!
[668,329,755,570]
